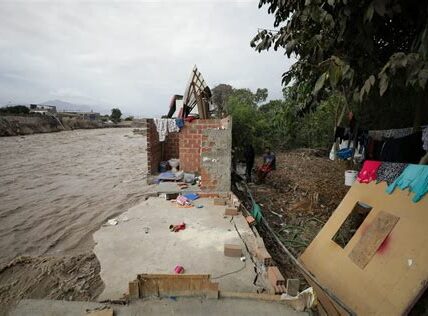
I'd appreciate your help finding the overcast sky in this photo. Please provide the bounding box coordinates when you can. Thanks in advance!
[0,0,294,116]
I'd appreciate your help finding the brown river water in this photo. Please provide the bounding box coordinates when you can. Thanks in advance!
[0,128,151,266]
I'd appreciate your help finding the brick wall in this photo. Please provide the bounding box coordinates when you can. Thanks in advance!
[179,119,221,173]
[146,119,179,174]
[179,117,232,192]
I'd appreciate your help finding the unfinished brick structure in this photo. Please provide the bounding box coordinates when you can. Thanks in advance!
[146,119,180,174]
[146,117,232,192]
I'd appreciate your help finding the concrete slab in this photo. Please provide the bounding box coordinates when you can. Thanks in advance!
[94,197,262,300]
[11,298,308,316]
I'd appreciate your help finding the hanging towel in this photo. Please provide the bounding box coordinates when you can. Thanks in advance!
[386,165,428,202]
[153,118,180,141]
[357,160,382,183]
[153,118,168,141]
[376,162,408,185]
[167,119,180,133]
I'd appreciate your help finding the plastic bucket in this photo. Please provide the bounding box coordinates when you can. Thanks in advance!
[345,170,358,186]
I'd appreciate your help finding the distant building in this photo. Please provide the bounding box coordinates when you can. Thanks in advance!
[29,104,57,115]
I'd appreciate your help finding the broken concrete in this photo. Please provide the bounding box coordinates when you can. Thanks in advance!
[93,197,262,300]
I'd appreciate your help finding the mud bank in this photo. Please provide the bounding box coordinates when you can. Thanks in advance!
[0,115,103,137]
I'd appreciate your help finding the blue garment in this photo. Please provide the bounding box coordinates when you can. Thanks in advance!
[336,148,353,160]
[175,118,184,129]
[386,165,428,202]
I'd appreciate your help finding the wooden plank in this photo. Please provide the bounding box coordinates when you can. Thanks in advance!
[137,274,217,298]
[348,211,399,269]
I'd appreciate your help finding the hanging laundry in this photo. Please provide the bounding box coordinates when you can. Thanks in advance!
[175,118,185,129]
[376,162,408,185]
[423,127,428,151]
[357,160,382,183]
[153,118,181,141]
[168,119,180,133]
[380,132,425,163]
[386,165,428,203]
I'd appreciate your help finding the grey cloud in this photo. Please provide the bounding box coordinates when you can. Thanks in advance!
[0,0,294,116]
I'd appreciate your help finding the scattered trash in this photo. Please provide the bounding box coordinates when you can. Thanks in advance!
[176,195,191,206]
[143,227,150,234]
[240,256,246,262]
[270,210,283,218]
[169,222,186,232]
[174,265,185,274]
[107,219,118,226]
[184,173,196,183]
[280,287,317,312]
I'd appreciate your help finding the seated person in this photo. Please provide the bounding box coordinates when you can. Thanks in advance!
[256,147,276,182]
[263,147,276,170]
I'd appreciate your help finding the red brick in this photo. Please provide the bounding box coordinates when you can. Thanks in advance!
[256,247,273,266]
[224,207,239,216]
[267,266,285,286]
[224,244,242,257]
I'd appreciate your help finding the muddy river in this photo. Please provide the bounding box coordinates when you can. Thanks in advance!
[0,128,151,266]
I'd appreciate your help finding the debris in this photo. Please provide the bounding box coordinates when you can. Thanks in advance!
[240,256,246,262]
[169,222,186,232]
[286,278,300,297]
[174,265,185,274]
[183,193,199,201]
[176,195,190,206]
[107,219,118,226]
[86,306,114,316]
[270,210,283,218]
[246,215,256,226]
[267,266,285,286]
[196,205,204,208]
[165,193,179,200]
[128,280,140,299]
[280,287,317,312]
[224,207,239,216]
[214,198,227,205]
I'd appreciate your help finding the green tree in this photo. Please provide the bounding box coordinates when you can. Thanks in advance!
[212,84,233,117]
[110,108,122,123]
[251,0,428,128]
[0,105,30,115]
[255,88,268,103]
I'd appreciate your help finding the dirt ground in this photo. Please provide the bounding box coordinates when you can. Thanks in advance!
[234,149,350,285]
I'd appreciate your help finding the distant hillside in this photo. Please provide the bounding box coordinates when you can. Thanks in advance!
[41,99,108,114]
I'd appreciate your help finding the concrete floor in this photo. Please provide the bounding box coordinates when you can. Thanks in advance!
[11,298,307,315]
[155,181,200,194]
[93,197,264,300]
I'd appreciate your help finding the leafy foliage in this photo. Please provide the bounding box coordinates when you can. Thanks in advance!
[0,105,30,115]
[251,0,428,126]
[225,85,340,156]
[110,108,122,123]
[211,84,233,117]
